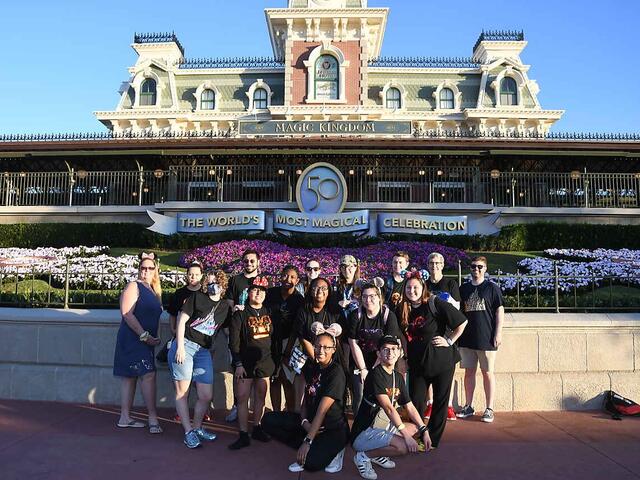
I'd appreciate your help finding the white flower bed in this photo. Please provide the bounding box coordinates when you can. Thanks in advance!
[0,247,184,289]
[495,249,640,292]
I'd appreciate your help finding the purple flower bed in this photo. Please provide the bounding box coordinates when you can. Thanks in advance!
[180,239,468,279]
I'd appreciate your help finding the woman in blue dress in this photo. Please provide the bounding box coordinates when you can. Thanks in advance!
[113,252,164,433]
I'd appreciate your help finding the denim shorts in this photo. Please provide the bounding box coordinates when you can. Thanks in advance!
[168,338,214,384]
[352,426,397,452]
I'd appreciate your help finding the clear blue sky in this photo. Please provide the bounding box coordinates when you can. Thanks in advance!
[0,0,638,134]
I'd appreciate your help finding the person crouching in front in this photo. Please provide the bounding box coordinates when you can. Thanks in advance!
[262,322,350,474]
[350,335,432,480]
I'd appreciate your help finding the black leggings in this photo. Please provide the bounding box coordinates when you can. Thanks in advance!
[262,411,349,472]
[408,365,455,448]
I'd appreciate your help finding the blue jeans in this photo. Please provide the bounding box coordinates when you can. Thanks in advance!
[168,338,214,384]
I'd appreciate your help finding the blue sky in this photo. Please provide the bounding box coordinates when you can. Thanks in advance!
[0,0,638,134]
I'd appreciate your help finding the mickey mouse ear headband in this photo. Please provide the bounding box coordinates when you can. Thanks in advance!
[139,251,156,261]
[404,268,429,282]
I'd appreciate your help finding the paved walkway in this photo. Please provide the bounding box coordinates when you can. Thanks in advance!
[1,400,639,480]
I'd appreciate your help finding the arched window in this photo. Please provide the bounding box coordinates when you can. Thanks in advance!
[500,77,518,106]
[386,87,401,110]
[140,79,157,106]
[201,89,215,110]
[314,54,339,100]
[439,88,454,109]
[253,88,268,110]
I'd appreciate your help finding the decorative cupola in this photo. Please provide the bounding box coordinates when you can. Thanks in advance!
[472,30,526,64]
[131,32,185,67]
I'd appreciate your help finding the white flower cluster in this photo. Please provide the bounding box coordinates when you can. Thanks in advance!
[0,247,184,290]
[494,249,640,292]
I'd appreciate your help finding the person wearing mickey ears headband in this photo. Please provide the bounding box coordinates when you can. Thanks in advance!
[262,322,349,474]
[170,268,231,448]
[113,251,163,434]
[395,269,467,450]
[351,335,431,480]
[228,275,276,450]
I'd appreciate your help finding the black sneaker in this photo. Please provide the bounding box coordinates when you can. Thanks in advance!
[228,431,251,450]
[251,425,271,442]
[456,405,475,418]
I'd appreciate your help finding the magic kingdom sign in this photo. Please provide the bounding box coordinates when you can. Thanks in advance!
[238,120,412,136]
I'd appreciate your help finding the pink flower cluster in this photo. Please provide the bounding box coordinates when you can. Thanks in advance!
[181,239,468,279]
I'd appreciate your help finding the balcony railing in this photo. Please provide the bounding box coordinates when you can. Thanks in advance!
[1,167,638,209]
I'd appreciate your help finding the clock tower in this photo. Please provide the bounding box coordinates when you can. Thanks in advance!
[265,0,388,117]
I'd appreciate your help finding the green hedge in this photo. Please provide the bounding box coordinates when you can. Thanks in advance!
[1,222,639,251]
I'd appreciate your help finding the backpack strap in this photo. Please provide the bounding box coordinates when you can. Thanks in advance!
[427,295,438,317]
[382,305,390,325]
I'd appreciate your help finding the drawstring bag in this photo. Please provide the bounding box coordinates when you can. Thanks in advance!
[603,390,640,420]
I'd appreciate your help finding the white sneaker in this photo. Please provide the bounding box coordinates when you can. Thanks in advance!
[288,462,304,473]
[370,456,396,469]
[354,452,377,480]
[225,405,238,422]
[325,448,345,473]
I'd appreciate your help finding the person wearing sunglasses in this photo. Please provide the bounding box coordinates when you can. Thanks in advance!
[262,322,349,474]
[113,252,163,434]
[170,268,231,448]
[456,256,505,424]
[297,259,322,295]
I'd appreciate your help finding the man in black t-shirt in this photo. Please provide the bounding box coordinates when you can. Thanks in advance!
[383,251,409,307]
[351,335,430,480]
[457,256,505,424]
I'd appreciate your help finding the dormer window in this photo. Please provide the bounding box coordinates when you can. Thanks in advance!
[140,79,157,106]
[386,87,401,110]
[201,89,215,110]
[500,77,518,106]
[253,88,268,110]
[315,55,339,100]
[439,88,454,109]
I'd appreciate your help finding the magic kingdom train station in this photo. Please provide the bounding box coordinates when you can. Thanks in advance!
[0,0,638,236]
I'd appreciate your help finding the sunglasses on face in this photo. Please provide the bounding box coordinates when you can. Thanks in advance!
[305,266,320,272]
[140,266,156,272]
[470,264,485,270]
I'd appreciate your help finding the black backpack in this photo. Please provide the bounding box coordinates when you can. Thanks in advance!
[603,390,640,420]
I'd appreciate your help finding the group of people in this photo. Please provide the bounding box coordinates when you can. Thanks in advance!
[113,247,504,478]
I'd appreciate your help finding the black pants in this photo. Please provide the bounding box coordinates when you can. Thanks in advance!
[408,365,455,448]
[262,411,349,472]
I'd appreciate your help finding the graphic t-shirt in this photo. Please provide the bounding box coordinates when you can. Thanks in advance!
[458,280,504,351]
[346,307,402,369]
[180,291,231,349]
[350,365,410,443]
[405,298,466,376]
[224,274,253,306]
[229,305,275,371]
[384,276,406,306]
[302,360,347,431]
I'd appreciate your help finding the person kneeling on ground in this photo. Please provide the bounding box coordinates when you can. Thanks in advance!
[350,335,432,480]
[262,322,349,474]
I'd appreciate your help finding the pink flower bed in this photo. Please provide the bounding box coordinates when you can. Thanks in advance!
[180,240,468,279]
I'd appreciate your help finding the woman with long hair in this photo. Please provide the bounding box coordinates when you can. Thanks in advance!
[113,252,163,433]
[262,322,349,474]
[396,270,467,449]
[170,268,230,448]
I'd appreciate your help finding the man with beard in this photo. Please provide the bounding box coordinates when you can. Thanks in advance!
[223,248,262,422]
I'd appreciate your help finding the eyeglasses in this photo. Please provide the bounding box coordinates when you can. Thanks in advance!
[313,286,329,293]
[315,345,336,351]
[140,266,156,272]
[305,266,320,272]
[361,294,379,300]
[381,347,400,355]
[470,264,485,270]
[428,262,444,266]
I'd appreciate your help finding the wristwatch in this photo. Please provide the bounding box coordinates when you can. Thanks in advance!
[303,436,313,445]
[445,336,453,346]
